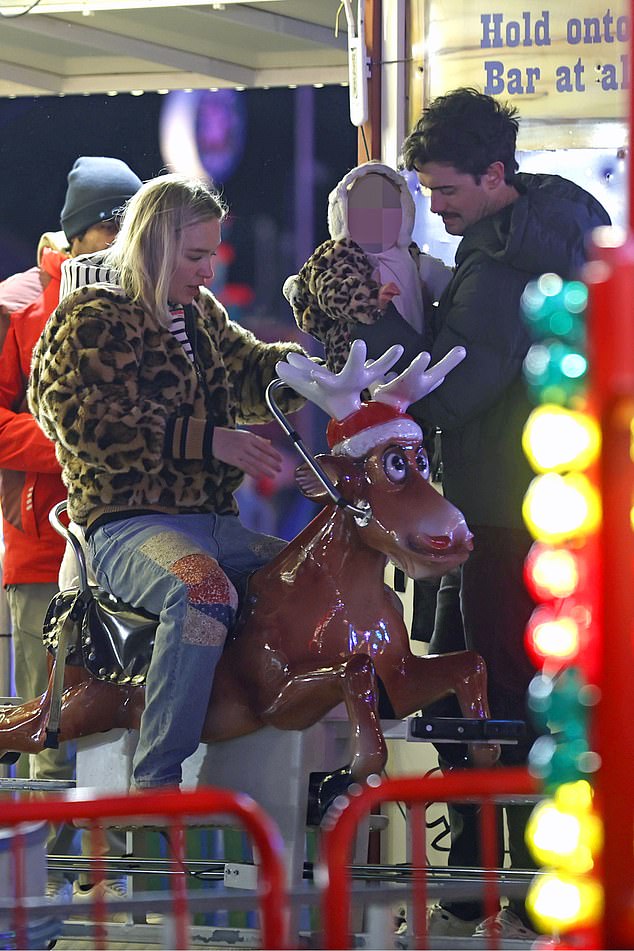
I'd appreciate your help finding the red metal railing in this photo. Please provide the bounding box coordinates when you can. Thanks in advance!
[318,767,540,951]
[0,786,289,950]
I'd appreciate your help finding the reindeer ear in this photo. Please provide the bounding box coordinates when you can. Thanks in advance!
[295,455,359,502]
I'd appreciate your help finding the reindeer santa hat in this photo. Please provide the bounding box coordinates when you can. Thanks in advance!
[326,400,422,458]
[276,339,467,459]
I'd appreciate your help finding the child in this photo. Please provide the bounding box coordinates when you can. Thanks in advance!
[283,160,450,373]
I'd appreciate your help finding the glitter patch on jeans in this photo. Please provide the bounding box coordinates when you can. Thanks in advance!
[138,530,203,567]
[138,532,238,646]
[173,554,237,646]
[183,602,234,646]
[170,553,235,605]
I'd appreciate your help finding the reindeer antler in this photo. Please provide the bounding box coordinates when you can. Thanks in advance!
[371,346,466,411]
[276,340,404,420]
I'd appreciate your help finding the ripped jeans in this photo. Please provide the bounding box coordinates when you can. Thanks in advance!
[88,512,286,788]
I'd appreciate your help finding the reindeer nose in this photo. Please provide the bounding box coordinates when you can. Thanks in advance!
[415,530,474,553]
[427,535,452,550]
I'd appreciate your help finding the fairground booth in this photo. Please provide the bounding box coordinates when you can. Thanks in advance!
[0,1,632,949]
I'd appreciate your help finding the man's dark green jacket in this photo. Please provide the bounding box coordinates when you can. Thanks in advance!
[412,172,611,530]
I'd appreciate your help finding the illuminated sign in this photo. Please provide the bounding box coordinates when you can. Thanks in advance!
[409,0,628,147]
[159,89,246,183]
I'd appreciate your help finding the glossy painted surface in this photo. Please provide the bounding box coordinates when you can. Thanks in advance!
[0,436,499,779]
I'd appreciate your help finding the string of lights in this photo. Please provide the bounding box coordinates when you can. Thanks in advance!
[519,273,603,938]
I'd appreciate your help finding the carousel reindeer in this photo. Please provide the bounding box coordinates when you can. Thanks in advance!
[0,342,499,798]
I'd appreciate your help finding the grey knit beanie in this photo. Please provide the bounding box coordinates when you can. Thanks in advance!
[60,156,142,241]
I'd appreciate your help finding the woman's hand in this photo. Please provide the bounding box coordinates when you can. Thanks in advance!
[212,428,283,479]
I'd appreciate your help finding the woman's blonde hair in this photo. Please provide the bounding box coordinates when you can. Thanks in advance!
[105,173,227,323]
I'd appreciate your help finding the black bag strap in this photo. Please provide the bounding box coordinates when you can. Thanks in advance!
[44,588,91,748]
[184,304,215,411]
[45,503,96,746]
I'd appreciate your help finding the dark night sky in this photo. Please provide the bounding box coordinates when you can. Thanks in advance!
[0,85,358,311]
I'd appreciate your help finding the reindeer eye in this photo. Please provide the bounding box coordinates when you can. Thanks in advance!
[383,449,408,483]
[416,448,430,479]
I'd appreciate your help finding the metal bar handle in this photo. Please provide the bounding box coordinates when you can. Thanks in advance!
[49,500,89,592]
[265,379,371,526]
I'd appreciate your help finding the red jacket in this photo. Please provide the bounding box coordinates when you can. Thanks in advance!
[0,247,67,584]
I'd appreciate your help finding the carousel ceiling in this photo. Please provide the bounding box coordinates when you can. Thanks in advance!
[0,0,349,97]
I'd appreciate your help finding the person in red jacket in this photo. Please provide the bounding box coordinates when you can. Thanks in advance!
[0,155,142,906]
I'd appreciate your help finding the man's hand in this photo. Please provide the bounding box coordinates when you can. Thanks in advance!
[212,428,283,479]
[378,281,400,312]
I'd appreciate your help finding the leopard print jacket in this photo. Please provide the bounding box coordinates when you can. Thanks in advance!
[28,284,305,526]
[287,237,422,372]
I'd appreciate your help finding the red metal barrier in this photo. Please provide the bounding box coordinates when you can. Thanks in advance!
[318,767,540,951]
[0,785,289,950]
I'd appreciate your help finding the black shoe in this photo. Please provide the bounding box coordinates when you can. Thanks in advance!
[0,750,20,765]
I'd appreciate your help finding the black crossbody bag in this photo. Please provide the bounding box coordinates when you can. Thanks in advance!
[43,581,157,686]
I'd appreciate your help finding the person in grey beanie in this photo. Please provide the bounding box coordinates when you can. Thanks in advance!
[0,155,142,309]
[60,155,143,254]
[0,154,141,912]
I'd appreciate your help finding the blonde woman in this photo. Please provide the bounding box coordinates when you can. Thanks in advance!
[29,174,305,789]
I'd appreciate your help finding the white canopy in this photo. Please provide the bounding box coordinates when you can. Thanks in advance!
[0,0,349,97]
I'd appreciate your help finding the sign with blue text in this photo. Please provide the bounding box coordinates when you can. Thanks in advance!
[415,0,628,147]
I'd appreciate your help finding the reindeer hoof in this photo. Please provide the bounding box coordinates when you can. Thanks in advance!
[0,751,20,765]
[306,766,353,826]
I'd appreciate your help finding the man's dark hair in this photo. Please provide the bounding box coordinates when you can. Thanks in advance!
[401,87,520,183]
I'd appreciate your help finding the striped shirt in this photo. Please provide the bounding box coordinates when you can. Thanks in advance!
[166,304,194,361]
[60,251,115,299]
